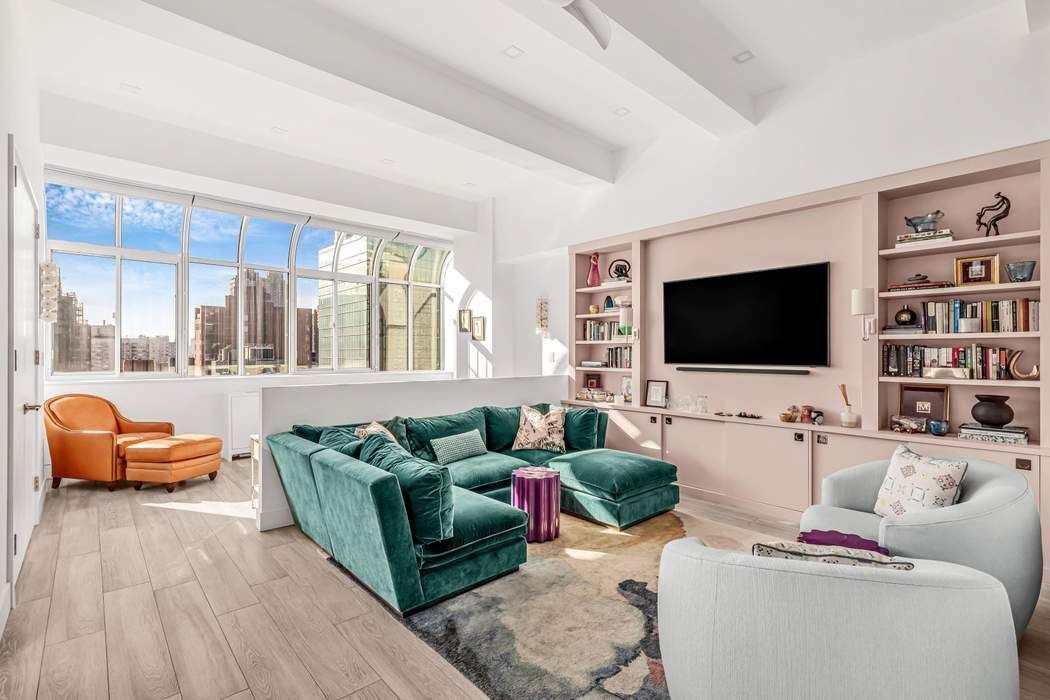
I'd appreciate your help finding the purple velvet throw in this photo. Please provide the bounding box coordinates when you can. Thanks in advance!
[798,529,889,555]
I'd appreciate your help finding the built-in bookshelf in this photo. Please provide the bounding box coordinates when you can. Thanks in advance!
[570,242,643,406]
[871,158,1045,448]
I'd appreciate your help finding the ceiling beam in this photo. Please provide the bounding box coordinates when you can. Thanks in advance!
[499,0,755,137]
[53,0,617,185]
[1025,0,1050,32]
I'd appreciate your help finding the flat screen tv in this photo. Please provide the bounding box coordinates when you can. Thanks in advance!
[663,262,829,366]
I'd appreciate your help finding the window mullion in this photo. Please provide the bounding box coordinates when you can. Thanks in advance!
[236,216,247,376]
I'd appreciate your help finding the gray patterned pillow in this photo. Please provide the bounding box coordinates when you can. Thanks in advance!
[753,541,914,570]
[430,429,488,465]
[512,405,566,453]
[874,445,967,518]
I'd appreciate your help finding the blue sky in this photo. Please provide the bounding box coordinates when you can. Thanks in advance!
[123,197,182,252]
[122,259,176,337]
[45,184,115,245]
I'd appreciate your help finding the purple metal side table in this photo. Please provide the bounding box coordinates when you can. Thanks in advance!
[511,467,560,543]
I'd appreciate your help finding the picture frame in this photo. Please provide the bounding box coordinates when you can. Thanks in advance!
[619,376,633,401]
[457,309,472,333]
[954,253,999,286]
[645,380,668,408]
[471,316,486,341]
[584,373,601,389]
[897,383,949,430]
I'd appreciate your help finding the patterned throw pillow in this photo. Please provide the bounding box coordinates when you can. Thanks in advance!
[512,405,566,453]
[354,421,397,442]
[430,429,488,465]
[753,541,914,570]
[874,445,968,519]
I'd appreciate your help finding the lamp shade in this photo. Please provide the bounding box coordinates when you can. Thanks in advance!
[850,288,874,316]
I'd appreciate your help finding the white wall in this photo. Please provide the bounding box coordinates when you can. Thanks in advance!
[0,0,43,624]
[258,374,569,528]
[495,5,1050,376]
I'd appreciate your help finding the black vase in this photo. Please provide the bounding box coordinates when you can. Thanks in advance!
[971,394,1013,428]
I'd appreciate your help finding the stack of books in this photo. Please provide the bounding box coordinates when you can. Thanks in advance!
[583,320,627,341]
[580,360,607,368]
[881,324,925,336]
[924,298,1038,334]
[895,228,954,247]
[958,422,1029,445]
[882,343,1016,379]
[605,346,632,369]
[887,279,954,292]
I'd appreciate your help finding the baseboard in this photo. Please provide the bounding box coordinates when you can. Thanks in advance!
[678,483,803,525]
[257,505,293,532]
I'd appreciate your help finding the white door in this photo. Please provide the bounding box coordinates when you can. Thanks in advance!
[7,135,41,591]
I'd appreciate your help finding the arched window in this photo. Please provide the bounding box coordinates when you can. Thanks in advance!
[45,171,451,378]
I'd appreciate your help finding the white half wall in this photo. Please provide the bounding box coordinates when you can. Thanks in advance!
[258,374,569,529]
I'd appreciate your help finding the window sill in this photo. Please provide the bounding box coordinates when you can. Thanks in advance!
[44,370,454,386]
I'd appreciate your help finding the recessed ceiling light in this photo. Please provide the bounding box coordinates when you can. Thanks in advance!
[732,50,755,64]
[380,158,396,165]
[613,107,631,117]
[503,44,525,59]
[118,82,142,94]
[269,126,288,135]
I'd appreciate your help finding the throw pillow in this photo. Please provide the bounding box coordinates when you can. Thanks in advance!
[798,530,888,556]
[483,404,551,452]
[512,404,566,453]
[293,417,409,448]
[317,426,365,458]
[358,434,454,544]
[564,407,600,451]
[355,421,398,442]
[430,429,487,465]
[753,541,914,570]
[874,445,968,518]
[405,408,487,462]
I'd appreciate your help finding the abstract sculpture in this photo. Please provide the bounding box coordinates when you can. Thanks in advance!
[976,192,1011,237]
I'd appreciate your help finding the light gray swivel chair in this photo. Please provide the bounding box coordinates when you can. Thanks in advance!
[659,538,1019,699]
[800,456,1042,637]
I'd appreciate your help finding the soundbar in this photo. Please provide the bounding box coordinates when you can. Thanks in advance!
[675,366,810,376]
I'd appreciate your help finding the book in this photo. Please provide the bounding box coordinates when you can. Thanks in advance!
[887,281,954,292]
[896,228,954,242]
[881,343,1017,379]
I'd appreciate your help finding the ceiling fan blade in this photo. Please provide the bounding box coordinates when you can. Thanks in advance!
[562,0,612,49]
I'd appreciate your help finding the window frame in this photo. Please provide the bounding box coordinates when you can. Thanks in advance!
[44,169,452,380]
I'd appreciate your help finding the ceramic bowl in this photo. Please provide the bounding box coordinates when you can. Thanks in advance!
[1005,260,1036,283]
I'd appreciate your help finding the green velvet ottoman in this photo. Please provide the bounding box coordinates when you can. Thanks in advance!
[548,448,679,529]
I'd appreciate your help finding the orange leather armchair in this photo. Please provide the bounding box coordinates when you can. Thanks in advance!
[44,394,174,491]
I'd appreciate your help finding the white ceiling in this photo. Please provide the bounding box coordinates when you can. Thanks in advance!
[35,0,1015,210]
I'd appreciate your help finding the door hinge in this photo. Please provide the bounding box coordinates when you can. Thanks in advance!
[34,223,40,239]
[33,476,40,491]
[34,349,40,365]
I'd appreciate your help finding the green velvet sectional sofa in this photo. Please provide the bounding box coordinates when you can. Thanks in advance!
[267,404,678,614]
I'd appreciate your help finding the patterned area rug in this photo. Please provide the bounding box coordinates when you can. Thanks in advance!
[402,509,768,699]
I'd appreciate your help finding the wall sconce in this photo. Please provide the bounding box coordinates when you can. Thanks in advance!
[535,297,550,338]
[850,287,875,341]
[39,261,60,323]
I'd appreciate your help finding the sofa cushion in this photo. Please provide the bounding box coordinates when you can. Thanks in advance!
[317,426,364,458]
[115,432,172,458]
[549,448,676,501]
[406,408,487,463]
[415,486,527,571]
[564,407,600,452]
[482,404,550,452]
[446,452,530,491]
[359,434,454,544]
[431,429,487,466]
[875,445,968,518]
[292,417,409,449]
[500,448,562,465]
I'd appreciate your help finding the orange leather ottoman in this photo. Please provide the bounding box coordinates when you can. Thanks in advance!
[125,434,222,493]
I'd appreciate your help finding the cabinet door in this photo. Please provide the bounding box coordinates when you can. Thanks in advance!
[662,416,726,495]
[603,409,662,460]
[724,423,809,512]
[811,433,897,505]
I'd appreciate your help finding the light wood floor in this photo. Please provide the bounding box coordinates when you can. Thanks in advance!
[0,469,1046,699]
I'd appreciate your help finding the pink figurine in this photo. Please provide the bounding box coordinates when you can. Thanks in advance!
[587,252,601,287]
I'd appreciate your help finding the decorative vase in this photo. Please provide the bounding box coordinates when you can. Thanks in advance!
[587,253,601,287]
[971,394,1013,428]
[928,419,949,436]
[894,305,916,325]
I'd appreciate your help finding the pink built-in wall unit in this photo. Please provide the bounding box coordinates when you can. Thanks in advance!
[565,140,1050,574]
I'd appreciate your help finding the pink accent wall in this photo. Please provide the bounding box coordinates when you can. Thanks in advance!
[644,200,862,424]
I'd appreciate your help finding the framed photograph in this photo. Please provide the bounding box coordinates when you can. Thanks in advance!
[890,414,927,434]
[897,383,949,429]
[619,376,633,401]
[471,316,486,341]
[584,373,601,389]
[954,253,999,286]
[457,309,472,333]
[645,380,668,408]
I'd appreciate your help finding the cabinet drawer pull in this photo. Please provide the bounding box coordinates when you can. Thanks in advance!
[794,432,804,442]
[651,416,658,424]
[664,416,672,425]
